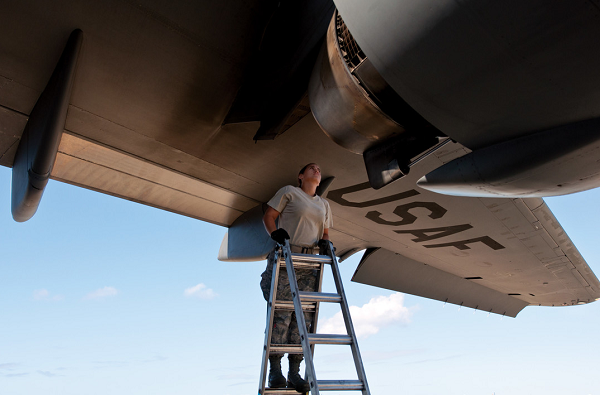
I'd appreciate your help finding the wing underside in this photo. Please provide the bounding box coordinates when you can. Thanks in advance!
[349,196,599,317]
[1,0,599,316]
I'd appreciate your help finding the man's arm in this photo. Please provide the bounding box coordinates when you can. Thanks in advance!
[322,228,330,241]
[264,206,291,245]
[263,206,281,235]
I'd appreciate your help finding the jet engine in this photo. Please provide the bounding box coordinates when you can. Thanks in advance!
[309,12,443,189]
[310,2,600,198]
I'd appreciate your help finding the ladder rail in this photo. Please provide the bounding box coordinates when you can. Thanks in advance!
[327,241,371,395]
[309,261,325,363]
[259,248,282,395]
[282,240,321,395]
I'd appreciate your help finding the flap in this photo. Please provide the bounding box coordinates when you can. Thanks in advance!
[353,248,528,317]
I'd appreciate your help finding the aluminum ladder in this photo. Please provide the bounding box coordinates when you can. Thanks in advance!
[258,240,371,395]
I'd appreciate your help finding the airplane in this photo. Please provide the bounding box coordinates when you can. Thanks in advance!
[1,0,600,320]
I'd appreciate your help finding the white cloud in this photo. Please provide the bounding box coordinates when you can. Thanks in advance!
[6,373,29,377]
[319,293,412,339]
[37,370,59,377]
[84,286,118,300]
[33,289,64,301]
[184,283,217,300]
[33,289,49,300]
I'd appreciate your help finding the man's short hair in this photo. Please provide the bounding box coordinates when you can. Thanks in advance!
[298,163,317,187]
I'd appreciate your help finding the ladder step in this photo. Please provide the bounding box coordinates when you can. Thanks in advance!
[263,388,301,394]
[264,381,365,392]
[308,334,352,345]
[317,380,365,391]
[273,300,316,312]
[290,253,332,264]
[278,261,321,270]
[269,344,304,354]
[299,291,342,303]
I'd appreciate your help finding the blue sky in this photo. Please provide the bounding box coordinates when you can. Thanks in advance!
[1,165,599,395]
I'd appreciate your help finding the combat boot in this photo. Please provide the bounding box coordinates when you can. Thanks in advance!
[287,354,310,393]
[268,355,287,388]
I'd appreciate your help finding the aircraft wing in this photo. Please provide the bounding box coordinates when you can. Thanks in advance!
[1,0,599,317]
[11,116,600,317]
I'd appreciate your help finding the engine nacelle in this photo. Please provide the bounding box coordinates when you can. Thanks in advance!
[309,12,441,189]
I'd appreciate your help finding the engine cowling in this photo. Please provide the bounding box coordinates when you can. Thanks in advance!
[309,12,442,189]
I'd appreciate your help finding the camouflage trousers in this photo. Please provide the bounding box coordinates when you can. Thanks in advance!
[260,250,318,354]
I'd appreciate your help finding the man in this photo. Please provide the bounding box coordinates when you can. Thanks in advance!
[260,163,333,393]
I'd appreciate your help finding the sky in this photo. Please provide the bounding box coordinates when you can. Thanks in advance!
[1,165,599,395]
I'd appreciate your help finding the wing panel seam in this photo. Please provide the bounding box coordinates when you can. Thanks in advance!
[54,151,250,212]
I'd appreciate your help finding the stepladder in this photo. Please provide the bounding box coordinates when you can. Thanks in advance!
[258,240,371,395]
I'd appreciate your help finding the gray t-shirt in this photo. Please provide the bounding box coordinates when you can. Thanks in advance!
[268,185,333,247]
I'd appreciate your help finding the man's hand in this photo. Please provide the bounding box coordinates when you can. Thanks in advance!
[318,239,333,255]
[270,229,290,245]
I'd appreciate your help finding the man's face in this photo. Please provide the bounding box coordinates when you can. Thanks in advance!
[301,164,321,185]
